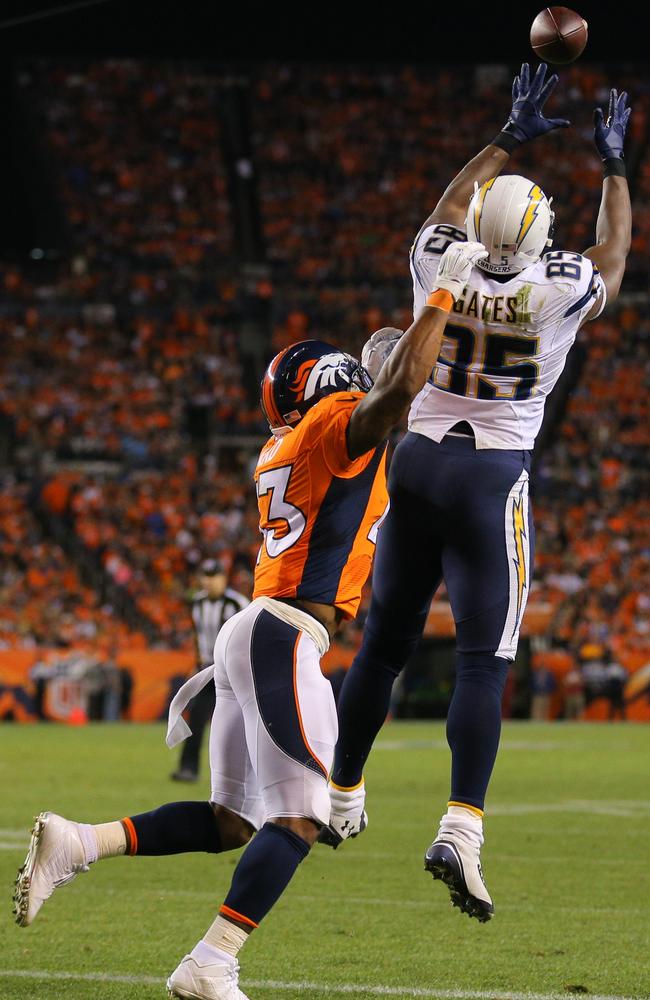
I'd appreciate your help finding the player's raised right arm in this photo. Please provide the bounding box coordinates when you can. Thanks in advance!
[422,63,570,231]
[583,89,632,315]
[347,242,487,460]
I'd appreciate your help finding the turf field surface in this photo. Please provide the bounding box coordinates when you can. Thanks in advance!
[2,721,649,1000]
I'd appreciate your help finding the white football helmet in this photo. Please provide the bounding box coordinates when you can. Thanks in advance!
[466,174,554,275]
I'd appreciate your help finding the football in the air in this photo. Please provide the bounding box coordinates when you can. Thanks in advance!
[530,7,588,64]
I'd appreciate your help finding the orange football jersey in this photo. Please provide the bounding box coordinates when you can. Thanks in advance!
[253,392,388,619]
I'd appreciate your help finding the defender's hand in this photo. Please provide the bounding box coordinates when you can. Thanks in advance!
[433,241,488,301]
[594,89,631,161]
[361,326,403,382]
[501,62,570,145]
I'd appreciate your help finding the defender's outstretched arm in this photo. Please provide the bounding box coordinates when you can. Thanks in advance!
[583,89,632,314]
[347,242,487,459]
[423,63,569,231]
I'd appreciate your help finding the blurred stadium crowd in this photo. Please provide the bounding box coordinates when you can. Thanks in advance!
[0,61,648,713]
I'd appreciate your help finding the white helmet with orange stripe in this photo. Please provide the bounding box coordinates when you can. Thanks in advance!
[466,174,554,275]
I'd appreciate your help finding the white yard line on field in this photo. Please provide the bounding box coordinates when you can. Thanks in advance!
[375,741,565,751]
[0,969,161,985]
[79,885,647,916]
[375,740,450,750]
[290,895,649,916]
[247,984,647,1000]
[489,801,650,817]
[0,970,644,1000]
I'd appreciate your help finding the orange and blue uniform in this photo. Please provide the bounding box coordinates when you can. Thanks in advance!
[253,391,388,619]
[163,376,387,938]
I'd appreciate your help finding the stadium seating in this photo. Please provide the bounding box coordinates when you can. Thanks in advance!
[0,478,141,649]
[0,60,647,707]
[0,305,262,467]
[40,465,257,646]
[19,61,233,281]
[533,304,649,675]
[253,63,649,351]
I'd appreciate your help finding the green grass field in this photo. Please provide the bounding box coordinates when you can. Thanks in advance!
[2,721,649,1000]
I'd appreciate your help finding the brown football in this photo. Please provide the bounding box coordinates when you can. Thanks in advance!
[530,7,588,64]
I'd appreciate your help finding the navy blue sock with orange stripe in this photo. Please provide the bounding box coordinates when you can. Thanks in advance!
[123,802,221,856]
[221,822,310,928]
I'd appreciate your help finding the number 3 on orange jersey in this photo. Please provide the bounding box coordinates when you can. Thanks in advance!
[257,465,307,557]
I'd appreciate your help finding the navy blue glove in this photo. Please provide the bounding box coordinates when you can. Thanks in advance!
[594,89,631,161]
[493,63,570,152]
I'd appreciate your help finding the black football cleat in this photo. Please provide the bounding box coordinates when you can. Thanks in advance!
[424,837,494,923]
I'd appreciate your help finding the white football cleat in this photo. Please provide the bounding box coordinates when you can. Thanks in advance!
[167,952,249,1000]
[13,811,90,927]
[424,811,494,922]
[317,781,368,849]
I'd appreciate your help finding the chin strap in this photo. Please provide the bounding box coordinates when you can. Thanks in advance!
[476,259,525,277]
[271,425,294,438]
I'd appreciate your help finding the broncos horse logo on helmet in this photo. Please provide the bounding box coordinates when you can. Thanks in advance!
[260,340,373,435]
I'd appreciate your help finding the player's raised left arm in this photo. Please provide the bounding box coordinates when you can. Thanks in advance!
[583,89,632,314]
[423,63,569,230]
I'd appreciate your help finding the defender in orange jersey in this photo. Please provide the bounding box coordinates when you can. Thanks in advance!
[255,370,389,623]
[14,240,487,1000]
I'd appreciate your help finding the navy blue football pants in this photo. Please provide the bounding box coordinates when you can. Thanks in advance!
[332,431,534,811]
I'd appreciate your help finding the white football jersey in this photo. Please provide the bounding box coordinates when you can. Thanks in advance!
[409,222,607,449]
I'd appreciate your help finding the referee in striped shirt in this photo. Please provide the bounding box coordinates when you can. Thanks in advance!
[171,559,249,782]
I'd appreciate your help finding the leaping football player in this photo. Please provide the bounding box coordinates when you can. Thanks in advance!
[321,64,632,923]
[13,241,487,1000]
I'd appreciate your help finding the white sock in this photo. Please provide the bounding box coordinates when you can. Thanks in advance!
[438,805,484,849]
[329,779,365,814]
[75,823,98,864]
[202,915,250,958]
[190,939,236,967]
[79,821,127,862]
[447,805,483,825]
